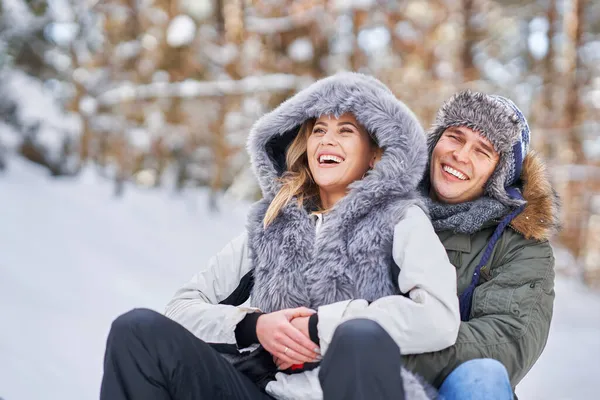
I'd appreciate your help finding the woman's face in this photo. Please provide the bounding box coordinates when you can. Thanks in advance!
[306,113,377,195]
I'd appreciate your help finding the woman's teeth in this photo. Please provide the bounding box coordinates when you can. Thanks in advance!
[319,155,343,164]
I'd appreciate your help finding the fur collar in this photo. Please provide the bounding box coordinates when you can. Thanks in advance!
[510,151,561,241]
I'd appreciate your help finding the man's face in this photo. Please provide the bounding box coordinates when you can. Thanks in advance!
[430,126,500,204]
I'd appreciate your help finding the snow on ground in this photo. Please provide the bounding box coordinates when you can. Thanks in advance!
[0,158,249,400]
[516,276,600,400]
[0,157,599,400]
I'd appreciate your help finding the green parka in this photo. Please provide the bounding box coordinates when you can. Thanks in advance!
[404,152,560,391]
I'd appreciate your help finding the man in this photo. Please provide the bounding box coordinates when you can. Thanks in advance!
[403,90,560,399]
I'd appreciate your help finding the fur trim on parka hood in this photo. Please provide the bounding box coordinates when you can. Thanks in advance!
[247,72,427,201]
[510,151,561,241]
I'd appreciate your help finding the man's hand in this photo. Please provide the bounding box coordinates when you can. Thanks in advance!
[256,307,320,365]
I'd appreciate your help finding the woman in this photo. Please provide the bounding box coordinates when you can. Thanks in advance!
[100,73,460,400]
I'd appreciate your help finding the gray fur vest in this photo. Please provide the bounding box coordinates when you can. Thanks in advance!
[245,72,428,313]
[248,191,421,313]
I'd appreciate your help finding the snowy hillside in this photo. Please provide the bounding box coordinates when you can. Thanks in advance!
[0,158,250,400]
[0,158,598,400]
[516,276,600,400]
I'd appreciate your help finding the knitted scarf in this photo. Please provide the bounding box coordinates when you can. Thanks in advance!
[423,195,509,235]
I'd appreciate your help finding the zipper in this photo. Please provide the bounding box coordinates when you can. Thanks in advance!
[492,218,526,237]
[506,221,526,236]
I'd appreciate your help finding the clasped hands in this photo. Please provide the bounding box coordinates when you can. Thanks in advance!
[256,307,322,371]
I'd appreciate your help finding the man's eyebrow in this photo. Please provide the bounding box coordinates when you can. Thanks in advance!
[476,137,495,154]
[447,127,465,136]
[448,127,495,154]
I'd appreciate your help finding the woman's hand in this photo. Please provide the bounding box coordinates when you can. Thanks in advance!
[273,316,318,370]
[273,356,294,371]
[256,307,320,365]
[290,316,311,337]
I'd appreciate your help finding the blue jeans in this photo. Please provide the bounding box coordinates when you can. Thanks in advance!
[438,359,513,400]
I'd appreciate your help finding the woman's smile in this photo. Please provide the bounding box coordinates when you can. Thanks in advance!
[316,151,345,168]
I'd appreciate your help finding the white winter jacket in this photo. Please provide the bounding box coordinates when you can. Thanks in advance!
[165,205,459,400]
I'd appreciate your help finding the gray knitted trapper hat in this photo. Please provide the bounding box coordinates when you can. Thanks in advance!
[427,90,531,208]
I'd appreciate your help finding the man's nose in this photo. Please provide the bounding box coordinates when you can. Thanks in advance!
[453,145,470,163]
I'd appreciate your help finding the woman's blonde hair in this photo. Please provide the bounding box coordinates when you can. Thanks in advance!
[263,117,381,227]
[263,119,318,227]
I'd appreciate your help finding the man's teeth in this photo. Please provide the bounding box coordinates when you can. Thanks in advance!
[443,165,468,180]
[319,155,343,163]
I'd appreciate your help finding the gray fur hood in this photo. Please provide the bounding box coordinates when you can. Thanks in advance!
[247,72,427,201]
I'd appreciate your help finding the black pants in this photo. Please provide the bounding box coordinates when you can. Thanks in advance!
[100,309,405,400]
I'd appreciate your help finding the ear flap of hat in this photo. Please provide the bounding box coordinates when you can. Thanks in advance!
[484,152,526,208]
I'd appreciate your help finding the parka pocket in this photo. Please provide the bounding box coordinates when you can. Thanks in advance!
[471,276,545,336]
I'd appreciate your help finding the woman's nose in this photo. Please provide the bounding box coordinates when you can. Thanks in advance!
[321,129,337,145]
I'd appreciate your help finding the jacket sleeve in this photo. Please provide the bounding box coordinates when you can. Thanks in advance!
[316,205,460,355]
[402,235,555,388]
[164,232,260,345]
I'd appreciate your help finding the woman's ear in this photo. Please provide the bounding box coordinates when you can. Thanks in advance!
[369,148,383,168]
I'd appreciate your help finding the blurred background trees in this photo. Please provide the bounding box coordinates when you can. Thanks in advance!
[1,0,599,286]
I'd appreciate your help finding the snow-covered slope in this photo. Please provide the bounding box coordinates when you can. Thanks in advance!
[0,158,249,400]
[0,157,598,400]
[516,277,600,400]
